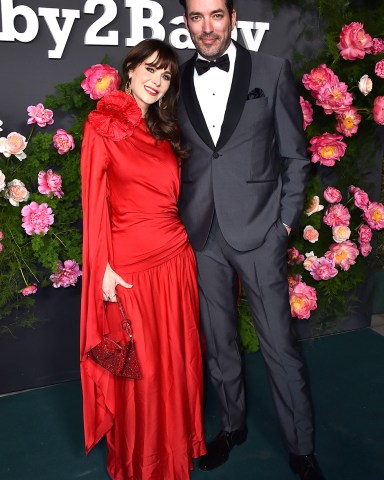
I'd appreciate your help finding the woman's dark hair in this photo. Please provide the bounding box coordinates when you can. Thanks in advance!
[179,0,234,16]
[121,39,187,159]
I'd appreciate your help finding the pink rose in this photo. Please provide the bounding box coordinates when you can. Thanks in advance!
[27,103,54,127]
[332,225,351,243]
[326,241,359,271]
[4,179,30,206]
[0,242,3,253]
[308,133,347,167]
[358,224,373,244]
[0,231,3,241]
[53,129,75,155]
[367,38,384,55]
[310,257,338,281]
[288,274,302,289]
[0,132,28,160]
[300,97,313,130]
[373,96,384,125]
[358,75,373,96]
[0,169,5,192]
[287,247,305,265]
[337,22,373,60]
[303,252,318,272]
[315,82,353,115]
[363,202,384,230]
[21,284,37,296]
[289,281,317,320]
[303,225,319,243]
[305,196,324,216]
[324,186,342,204]
[323,204,351,227]
[360,242,372,257]
[302,64,338,98]
[335,107,361,137]
[38,169,63,198]
[349,186,369,210]
[21,201,54,235]
[375,60,384,79]
[81,64,121,100]
[50,260,82,288]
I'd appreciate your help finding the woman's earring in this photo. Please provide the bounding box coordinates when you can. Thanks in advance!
[125,80,132,96]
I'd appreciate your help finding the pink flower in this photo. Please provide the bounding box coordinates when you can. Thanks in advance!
[288,274,302,289]
[360,242,372,257]
[303,225,319,243]
[287,247,305,265]
[326,241,359,271]
[358,75,373,96]
[4,179,30,206]
[324,186,342,204]
[21,284,37,296]
[363,202,384,230]
[0,243,3,253]
[27,103,54,127]
[308,133,347,167]
[375,60,384,79]
[336,107,361,137]
[315,82,353,115]
[349,186,370,210]
[367,37,384,55]
[358,224,373,244]
[21,202,54,235]
[289,281,317,320]
[38,170,63,198]
[81,64,121,100]
[303,252,318,272]
[310,256,339,281]
[323,204,351,227]
[50,260,82,288]
[332,225,351,243]
[337,22,373,60]
[372,96,384,125]
[0,132,28,160]
[53,129,75,155]
[302,64,338,98]
[305,196,324,216]
[0,231,3,241]
[0,169,6,191]
[300,97,313,130]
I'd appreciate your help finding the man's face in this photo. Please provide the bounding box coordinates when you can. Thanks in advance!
[184,0,236,61]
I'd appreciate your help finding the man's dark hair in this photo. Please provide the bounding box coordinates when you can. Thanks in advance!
[179,0,234,17]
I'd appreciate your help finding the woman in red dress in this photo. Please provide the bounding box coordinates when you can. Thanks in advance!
[80,39,206,480]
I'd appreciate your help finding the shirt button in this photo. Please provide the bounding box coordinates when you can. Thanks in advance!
[213,152,219,159]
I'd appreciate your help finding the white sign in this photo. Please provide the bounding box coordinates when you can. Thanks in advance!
[0,0,269,59]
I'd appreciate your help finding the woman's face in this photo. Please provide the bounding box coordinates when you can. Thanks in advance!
[128,52,172,114]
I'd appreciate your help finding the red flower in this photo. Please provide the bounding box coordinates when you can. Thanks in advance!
[337,22,373,60]
[308,133,347,167]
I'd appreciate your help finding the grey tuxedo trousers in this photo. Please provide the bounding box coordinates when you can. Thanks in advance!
[195,214,314,455]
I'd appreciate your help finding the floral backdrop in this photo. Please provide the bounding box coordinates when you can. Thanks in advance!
[0,0,383,349]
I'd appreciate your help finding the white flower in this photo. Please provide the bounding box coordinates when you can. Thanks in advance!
[4,179,30,206]
[358,74,373,96]
[0,170,5,192]
[0,132,28,161]
[0,120,3,132]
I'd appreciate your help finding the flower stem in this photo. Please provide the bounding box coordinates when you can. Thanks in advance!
[26,124,36,143]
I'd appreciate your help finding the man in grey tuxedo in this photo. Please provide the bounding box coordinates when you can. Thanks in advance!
[177,1,325,479]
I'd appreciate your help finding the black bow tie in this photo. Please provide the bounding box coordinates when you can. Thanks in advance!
[195,54,230,75]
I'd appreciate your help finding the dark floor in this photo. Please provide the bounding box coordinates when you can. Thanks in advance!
[1,328,384,479]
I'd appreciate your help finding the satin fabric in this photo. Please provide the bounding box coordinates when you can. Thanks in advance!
[80,92,206,480]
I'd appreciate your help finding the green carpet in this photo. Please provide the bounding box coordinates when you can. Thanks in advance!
[1,329,384,479]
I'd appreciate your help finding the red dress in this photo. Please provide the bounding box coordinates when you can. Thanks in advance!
[80,91,206,480]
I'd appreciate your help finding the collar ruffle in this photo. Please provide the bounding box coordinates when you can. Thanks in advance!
[88,90,142,141]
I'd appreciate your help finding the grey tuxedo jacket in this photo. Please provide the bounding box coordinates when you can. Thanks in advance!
[178,41,310,252]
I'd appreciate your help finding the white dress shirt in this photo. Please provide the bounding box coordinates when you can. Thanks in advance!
[194,42,236,145]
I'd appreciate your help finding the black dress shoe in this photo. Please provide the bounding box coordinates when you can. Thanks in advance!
[289,454,326,480]
[199,429,247,471]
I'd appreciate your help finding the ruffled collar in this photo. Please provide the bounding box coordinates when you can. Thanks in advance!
[88,90,143,141]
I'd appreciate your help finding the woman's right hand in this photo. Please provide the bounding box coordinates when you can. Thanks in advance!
[102,262,133,302]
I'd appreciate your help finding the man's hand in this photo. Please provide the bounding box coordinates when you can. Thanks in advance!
[283,223,292,235]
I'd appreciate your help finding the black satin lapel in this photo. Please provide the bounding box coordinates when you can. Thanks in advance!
[216,43,252,151]
[181,56,215,151]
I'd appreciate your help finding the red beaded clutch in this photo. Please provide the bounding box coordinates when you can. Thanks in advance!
[87,295,141,379]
